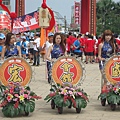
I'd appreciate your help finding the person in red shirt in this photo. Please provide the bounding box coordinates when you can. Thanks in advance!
[68,33,77,56]
[66,34,71,54]
[94,36,102,63]
[85,34,95,64]
[83,33,89,62]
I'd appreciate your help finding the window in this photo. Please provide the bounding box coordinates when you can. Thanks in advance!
[2,0,10,5]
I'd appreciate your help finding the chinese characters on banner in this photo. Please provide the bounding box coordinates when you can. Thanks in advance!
[12,11,39,34]
[74,2,81,25]
[0,10,11,31]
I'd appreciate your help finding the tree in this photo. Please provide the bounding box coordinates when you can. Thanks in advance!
[96,0,120,36]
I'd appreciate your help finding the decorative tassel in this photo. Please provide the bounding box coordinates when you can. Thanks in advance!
[10,12,17,19]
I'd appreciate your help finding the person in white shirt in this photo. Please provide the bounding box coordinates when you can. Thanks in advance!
[32,33,40,66]
[28,36,34,63]
[45,32,54,83]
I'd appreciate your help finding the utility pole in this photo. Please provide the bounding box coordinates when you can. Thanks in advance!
[64,16,67,33]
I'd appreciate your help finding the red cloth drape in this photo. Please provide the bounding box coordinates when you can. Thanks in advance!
[0,0,17,31]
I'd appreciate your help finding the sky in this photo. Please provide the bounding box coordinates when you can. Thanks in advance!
[10,0,120,24]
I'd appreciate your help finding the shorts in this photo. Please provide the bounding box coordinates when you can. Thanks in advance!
[28,48,34,55]
[84,51,87,56]
[86,52,94,56]
[21,51,26,55]
[74,52,82,57]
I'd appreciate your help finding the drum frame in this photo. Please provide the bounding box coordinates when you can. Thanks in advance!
[51,56,86,86]
[0,56,32,86]
[102,55,120,85]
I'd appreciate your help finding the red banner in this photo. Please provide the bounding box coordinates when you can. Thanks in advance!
[12,11,39,34]
[74,2,81,25]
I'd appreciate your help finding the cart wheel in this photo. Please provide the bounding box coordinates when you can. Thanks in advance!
[76,108,81,113]
[101,98,106,106]
[68,103,72,108]
[111,104,116,111]
[58,107,63,114]
[107,100,110,105]
[51,100,55,109]
[117,103,120,105]
[25,112,29,116]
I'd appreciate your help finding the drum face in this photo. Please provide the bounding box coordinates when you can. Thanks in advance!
[0,57,32,86]
[51,56,83,86]
[103,55,120,84]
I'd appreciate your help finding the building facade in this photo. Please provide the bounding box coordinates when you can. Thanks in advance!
[71,0,96,35]
[0,0,11,11]
[70,2,81,32]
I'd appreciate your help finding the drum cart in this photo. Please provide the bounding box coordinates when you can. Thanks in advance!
[99,55,120,111]
[0,57,41,117]
[44,56,88,114]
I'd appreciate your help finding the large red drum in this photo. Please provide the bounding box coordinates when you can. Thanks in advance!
[103,55,120,84]
[51,56,83,85]
[0,57,32,86]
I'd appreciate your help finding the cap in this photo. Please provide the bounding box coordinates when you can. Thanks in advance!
[0,33,5,39]
[48,32,54,37]
[35,32,40,37]
[85,32,89,36]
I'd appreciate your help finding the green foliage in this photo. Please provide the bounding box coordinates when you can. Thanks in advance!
[107,92,120,104]
[54,95,64,107]
[18,103,25,114]
[96,0,120,35]
[2,101,35,117]
[44,84,89,109]
[98,93,107,100]
[98,92,120,104]
[75,97,87,108]
[0,85,6,101]
[0,84,41,117]
[2,103,18,117]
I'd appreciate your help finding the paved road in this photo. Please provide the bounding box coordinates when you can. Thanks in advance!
[0,60,120,120]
